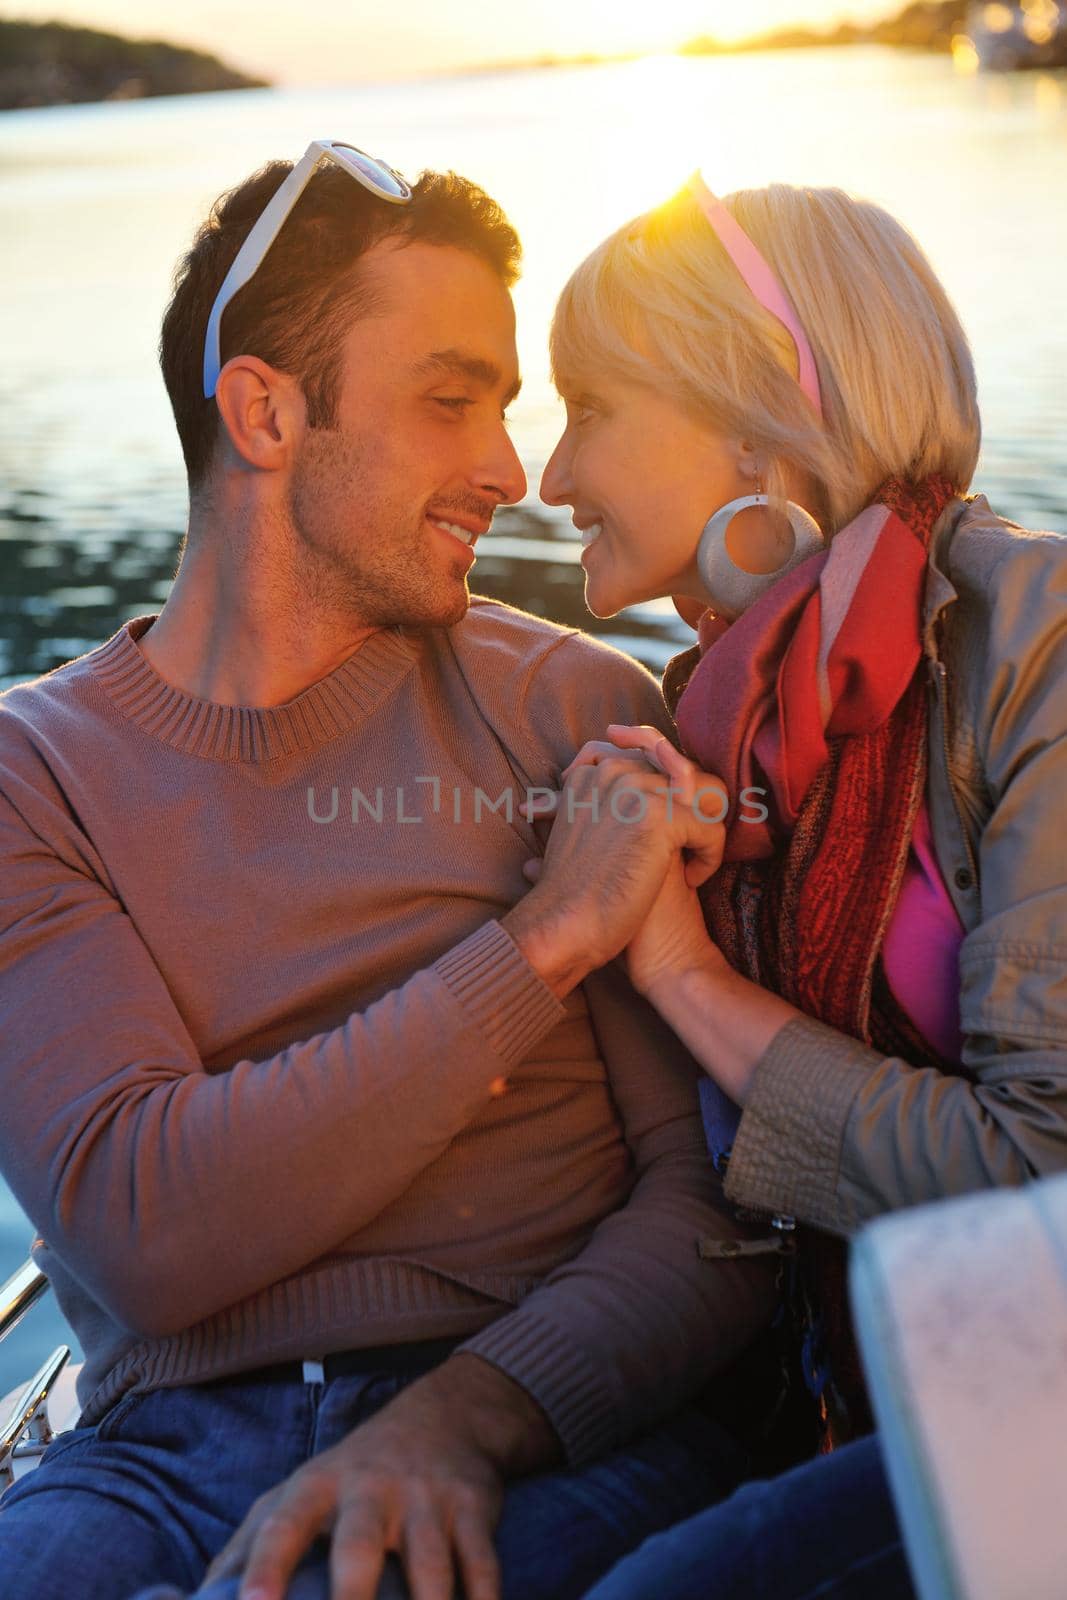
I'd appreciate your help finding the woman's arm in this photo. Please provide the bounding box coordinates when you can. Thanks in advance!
[641,957,799,1108]
[716,538,1067,1234]
[601,528,1067,1235]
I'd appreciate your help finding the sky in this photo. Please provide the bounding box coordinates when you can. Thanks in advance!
[9,0,902,83]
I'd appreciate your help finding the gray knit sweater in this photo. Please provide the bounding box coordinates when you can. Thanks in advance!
[0,597,771,1466]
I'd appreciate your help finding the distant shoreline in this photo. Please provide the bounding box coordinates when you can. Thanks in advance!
[7,2,1058,111]
[453,3,970,78]
[0,18,268,112]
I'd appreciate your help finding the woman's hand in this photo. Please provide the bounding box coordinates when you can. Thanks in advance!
[575,729,798,1101]
[555,724,728,890]
[559,726,730,996]
[622,849,727,998]
[513,725,729,998]
[521,725,799,1104]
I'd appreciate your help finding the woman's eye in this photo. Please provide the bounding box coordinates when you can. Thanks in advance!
[565,400,595,426]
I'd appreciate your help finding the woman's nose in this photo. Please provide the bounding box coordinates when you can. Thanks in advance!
[539,436,573,507]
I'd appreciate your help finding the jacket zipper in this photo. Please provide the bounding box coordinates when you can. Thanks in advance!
[698,1214,797,1260]
[697,1234,796,1260]
[929,656,979,889]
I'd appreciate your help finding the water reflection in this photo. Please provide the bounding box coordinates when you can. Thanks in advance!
[2,50,1066,688]
[2,45,1067,1395]
[0,500,691,690]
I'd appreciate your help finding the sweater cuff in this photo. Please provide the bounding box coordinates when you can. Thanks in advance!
[457,1308,618,1468]
[433,920,567,1070]
[724,1014,875,1234]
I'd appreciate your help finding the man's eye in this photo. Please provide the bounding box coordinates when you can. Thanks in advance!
[435,397,474,412]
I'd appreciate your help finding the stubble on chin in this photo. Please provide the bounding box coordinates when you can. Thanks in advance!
[288,429,470,631]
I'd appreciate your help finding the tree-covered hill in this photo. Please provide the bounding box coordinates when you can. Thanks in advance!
[0,17,268,110]
[681,3,970,56]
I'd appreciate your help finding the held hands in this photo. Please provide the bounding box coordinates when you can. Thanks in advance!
[512,725,795,1107]
[508,724,731,999]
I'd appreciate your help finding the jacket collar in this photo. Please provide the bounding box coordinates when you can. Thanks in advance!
[921,493,986,656]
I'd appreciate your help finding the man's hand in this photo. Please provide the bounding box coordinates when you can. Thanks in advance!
[203,1354,559,1600]
[503,726,728,999]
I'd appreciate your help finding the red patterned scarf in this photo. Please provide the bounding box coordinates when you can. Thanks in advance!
[664,475,959,1445]
[665,475,958,1063]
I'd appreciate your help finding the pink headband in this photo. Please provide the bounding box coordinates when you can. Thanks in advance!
[688,172,823,418]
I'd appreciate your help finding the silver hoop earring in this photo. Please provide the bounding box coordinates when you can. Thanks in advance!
[696,482,823,621]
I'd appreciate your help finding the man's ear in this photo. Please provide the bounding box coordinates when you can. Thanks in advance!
[213,355,305,472]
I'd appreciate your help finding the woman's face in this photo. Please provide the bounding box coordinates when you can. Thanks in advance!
[540,372,749,618]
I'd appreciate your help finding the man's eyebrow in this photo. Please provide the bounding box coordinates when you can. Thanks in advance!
[411,349,522,407]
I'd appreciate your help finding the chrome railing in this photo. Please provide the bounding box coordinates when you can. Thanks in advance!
[0,1344,70,1490]
[0,1258,49,1344]
[0,1256,70,1491]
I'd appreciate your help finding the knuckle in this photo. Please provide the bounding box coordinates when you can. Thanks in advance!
[459,1546,498,1575]
[257,1509,303,1537]
[398,1494,437,1525]
[450,1482,490,1510]
[334,1532,384,1559]
[607,758,650,784]
[409,1550,453,1576]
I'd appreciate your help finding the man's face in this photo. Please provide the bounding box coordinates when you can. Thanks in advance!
[287,239,526,630]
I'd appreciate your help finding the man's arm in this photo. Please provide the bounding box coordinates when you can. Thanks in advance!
[207,713,771,1600]
[456,633,776,1463]
[197,633,772,1600]
[456,955,777,1464]
[0,779,565,1338]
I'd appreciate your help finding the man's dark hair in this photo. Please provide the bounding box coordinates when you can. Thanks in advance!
[159,163,522,488]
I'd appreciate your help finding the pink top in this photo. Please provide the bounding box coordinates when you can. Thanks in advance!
[882,800,966,1064]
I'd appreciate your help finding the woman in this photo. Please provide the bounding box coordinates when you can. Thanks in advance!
[525,173,1067,1598]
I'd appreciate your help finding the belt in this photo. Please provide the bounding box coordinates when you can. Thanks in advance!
[216,1334,466,1389]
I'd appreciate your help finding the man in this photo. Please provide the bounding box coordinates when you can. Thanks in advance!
[0,145,772,1600]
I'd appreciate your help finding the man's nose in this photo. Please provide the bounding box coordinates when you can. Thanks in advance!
[478,425,527,507]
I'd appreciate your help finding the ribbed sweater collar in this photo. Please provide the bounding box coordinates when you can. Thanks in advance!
[90,614,416,762]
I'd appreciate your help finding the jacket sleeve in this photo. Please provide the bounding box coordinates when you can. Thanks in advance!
[0,764,565,1339]
[457,632,777,1466]
[722,534,1067,1234]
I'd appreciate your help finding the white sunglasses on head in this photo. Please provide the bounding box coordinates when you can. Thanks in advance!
[202,139,413,399]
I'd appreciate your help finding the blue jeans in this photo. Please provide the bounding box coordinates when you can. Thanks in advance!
[581,1433,915,1600]
[0,1341,743,1600]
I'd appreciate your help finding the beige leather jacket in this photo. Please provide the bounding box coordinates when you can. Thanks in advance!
[723,494,1067,1233]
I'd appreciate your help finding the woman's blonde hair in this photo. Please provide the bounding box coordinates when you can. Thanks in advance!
[549,183,981,532]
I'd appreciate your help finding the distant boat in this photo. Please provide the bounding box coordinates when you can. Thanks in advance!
[963,1,1067,69]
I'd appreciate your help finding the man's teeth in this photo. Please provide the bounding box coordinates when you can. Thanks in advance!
[581,522,603,549]
[430,518,475,546]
